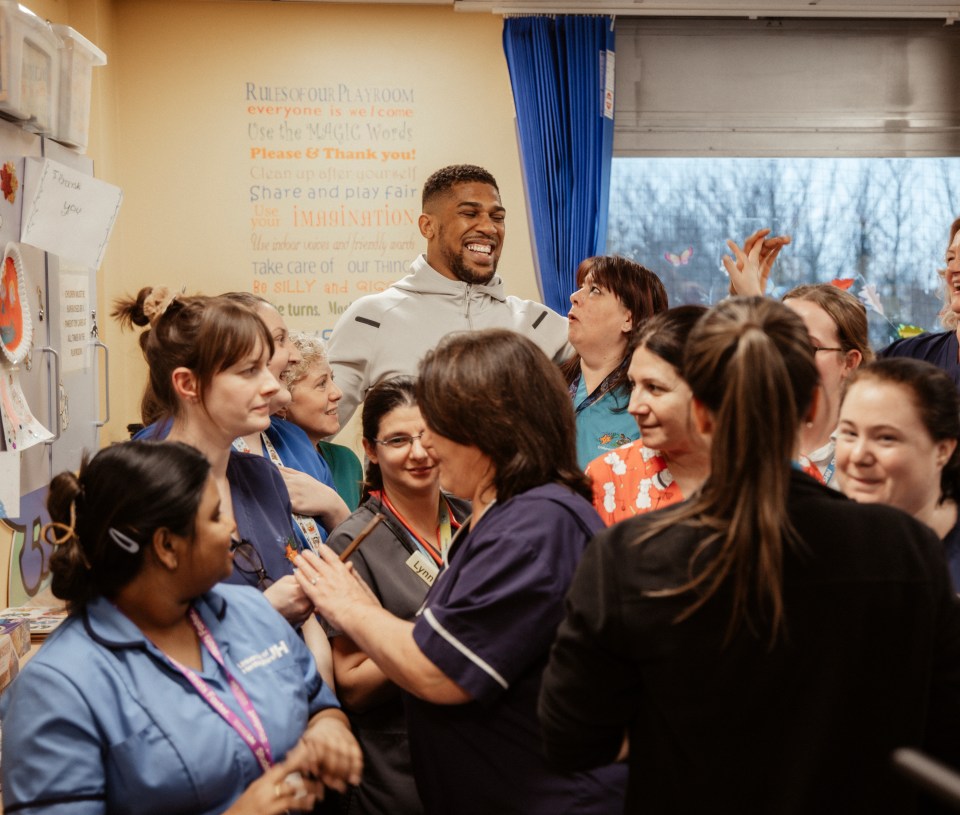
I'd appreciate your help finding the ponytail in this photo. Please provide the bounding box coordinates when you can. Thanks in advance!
[635,298,818,647]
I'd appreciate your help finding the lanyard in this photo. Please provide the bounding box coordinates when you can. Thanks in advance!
[569,359,628,416]
[161,609,273,772]
[375,491,459,567]
[234,433,323,554]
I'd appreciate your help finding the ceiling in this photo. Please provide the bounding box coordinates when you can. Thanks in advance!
[267,0,960,19]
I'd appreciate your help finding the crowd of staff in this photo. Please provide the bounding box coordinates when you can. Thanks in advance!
[3,164,960,815]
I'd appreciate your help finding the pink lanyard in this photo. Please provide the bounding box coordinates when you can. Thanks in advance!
[163,609,274,771]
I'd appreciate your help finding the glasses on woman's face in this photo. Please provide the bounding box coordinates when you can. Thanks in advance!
[230,538,274,590]
[374,432,426,450]
[811,345,844,354]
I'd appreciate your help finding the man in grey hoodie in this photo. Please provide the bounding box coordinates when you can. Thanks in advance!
[327,164,571,426]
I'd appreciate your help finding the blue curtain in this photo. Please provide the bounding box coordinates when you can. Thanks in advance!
[502,15,615,314]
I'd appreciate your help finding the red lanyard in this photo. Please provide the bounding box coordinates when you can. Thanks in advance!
[374,490,459,567]
[161,609,273,771]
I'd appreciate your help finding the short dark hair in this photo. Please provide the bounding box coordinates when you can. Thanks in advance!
[843,357,960,503]
[416,328,590,503]
[361,377,418,497]
[47,441,211,608]
[422,165,499,208]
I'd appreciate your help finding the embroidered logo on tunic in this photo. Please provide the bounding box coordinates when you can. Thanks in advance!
[236,640,290,674]
[598,432,632,451]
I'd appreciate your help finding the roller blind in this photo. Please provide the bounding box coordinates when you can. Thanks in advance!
[614,17,960,157]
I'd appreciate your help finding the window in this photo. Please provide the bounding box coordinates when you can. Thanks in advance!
[606,157,960,347]
[609,16,960,349]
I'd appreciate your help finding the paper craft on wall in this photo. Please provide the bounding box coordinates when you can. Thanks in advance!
[0,368,52,451]
[19,157,122,270]
[0,243,32,365]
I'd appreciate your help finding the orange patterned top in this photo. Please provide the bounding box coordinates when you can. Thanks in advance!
[585,440,686,526]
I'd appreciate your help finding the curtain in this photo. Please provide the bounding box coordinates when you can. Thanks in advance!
[502,15,616,314]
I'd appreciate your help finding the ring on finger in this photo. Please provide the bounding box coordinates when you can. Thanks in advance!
[274,784,283,799]
[310,577,318,585]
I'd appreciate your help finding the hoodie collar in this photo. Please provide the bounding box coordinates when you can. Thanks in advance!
[397,254,508,303]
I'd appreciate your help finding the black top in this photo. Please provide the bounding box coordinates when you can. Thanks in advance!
[540,471,960,815]
[880,330,960,390]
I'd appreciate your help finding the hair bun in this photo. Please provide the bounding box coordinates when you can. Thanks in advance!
[141,286,180,325]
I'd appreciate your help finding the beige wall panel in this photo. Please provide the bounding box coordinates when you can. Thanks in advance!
[102,0,536,443]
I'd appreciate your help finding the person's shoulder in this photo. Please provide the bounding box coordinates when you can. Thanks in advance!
[502,294,567,323]
[206,583,277,620]
[881,329,955,359]
[585,439,646,473]
[494,483,602,534]
[228,448,287,489]
[316,440,362,470]
[330,279,414,327]
[229,448,276,473]
[789,473,943,568]
[11,613,85,675]
[325,503,382,553]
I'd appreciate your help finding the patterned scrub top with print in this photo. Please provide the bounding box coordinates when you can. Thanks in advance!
[586,440,685,526]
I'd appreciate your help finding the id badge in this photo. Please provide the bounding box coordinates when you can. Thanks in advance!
[406,550,439,586]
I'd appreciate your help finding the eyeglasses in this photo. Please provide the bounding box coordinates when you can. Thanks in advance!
[373,432,426,450]
[811,345,844,353]
[230,538,274,590]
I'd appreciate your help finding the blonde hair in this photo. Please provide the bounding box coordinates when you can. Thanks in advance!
[281,332,327,391]
[938,216,960,330]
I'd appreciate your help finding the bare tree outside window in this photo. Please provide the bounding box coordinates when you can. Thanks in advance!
[606,158,960,348]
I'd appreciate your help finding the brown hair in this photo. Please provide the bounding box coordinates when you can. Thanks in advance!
[561,256,669,391]
[782,283,874,364]
[637,297,819,647]
[417,329,590,503]
[628,304,708,370]
[938,216,960,330]
[112,288,273,423]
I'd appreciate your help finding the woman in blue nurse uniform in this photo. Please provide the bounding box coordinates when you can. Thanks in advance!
[0,441,362,815]
[294,329,627,815]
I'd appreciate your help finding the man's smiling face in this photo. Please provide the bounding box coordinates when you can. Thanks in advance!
[421,182,505,285]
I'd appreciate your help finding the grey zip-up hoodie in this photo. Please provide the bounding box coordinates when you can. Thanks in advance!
[327,254,571,425]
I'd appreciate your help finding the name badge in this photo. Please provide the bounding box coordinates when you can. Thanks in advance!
[406,551,438,586]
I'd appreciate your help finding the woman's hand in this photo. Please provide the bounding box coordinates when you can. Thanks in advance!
[293,547,382,632]
[263,575,314,626]
[225,755,319,815]
[298,709,364,793]
[724,228,791,296]
[295,547,470,704]
[279,467,350,529]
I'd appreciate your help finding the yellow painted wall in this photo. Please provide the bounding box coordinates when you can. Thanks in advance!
[96,0,536,444]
